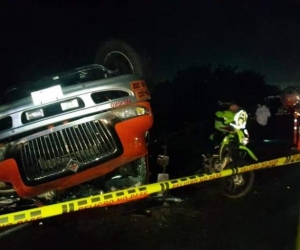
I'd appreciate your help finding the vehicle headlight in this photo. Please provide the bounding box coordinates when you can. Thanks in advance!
[60,99,79,111]
[0,144,8,161]
[112,106,149,120]
[26,109,44,121]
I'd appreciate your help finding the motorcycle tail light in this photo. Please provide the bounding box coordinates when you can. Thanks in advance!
[241,137,249,145]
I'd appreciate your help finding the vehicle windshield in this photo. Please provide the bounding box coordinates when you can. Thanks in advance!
[1,64,108,105]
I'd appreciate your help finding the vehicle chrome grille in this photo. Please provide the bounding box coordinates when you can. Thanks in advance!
[20,119,121,184]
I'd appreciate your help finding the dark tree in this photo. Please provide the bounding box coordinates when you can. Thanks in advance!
[151,64,281,131]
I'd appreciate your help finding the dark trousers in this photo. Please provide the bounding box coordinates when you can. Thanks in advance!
[253,122,269,143]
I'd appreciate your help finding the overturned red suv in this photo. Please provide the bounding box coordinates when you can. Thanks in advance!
[0,39,153,210]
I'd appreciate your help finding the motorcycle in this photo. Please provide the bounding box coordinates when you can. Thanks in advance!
[202,108,258,198]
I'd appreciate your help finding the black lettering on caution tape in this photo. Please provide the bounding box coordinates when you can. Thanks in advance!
[14,213,26,221]
[159,183,164,192]
[128,189,136,194]
[91,197,100,203]
[62,205,67,213]
[0,217,8,224]
[116,192,125,197]
[77,200,88,206]
[30,210,41,218]
[159,182,170,192]
[290,157,300,163]
[62,203,75,213]
[285,156,291,164]
[104,194,113,200]
[231,166,239,175]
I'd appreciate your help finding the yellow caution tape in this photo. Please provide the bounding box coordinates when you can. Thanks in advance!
[1,153,300,228]
[296,199,300,250]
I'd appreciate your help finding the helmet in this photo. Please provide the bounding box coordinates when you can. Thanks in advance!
[229,103,240,113]
[218,101,240,113]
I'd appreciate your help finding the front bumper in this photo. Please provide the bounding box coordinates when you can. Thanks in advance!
[0,102,153,198]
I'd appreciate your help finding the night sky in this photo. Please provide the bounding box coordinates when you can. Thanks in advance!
[2,0,300,88]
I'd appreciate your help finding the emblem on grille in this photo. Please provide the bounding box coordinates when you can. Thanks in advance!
[66,159,80,172]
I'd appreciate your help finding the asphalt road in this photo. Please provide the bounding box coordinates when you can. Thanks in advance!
[1,160,300,250]
[1,117,299,250]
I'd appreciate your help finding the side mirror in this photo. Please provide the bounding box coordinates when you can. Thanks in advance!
[156,155,170,183]
[157,155,169,167]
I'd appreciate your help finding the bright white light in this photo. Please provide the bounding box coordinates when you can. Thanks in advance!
[113,106,149,120]
[61,99,79,111]
[26,109,44,120]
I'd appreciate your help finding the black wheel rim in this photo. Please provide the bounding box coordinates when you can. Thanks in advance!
[221,173,250,196]
[104,51,134,75]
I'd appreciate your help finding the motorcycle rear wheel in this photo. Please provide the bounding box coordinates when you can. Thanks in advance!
[220,160,254,199]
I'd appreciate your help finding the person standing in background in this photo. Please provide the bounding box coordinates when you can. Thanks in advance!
[255,103,271,142]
